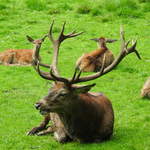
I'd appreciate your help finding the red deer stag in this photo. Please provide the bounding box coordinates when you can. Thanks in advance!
[27,22,140,143]
[141,77,150,99]
[76,37,117,72]
[0,35,47,66]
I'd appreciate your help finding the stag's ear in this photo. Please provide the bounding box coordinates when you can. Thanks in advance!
[74,83,96,94]
[106,39,117,43]
[26,35,34,43]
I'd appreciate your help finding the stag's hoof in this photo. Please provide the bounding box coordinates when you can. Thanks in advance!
[27,127,41,135]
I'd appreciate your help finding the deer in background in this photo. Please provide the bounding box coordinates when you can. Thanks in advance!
[27,21,140,143]
[141,77,150,99]
[76,37,117,72]
[0,35,47,66]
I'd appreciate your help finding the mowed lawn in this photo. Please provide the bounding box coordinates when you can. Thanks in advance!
[0,0,150,150]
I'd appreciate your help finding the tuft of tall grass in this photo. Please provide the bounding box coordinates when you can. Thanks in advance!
[48,7,61,15]
[26,0,47,11]
[76,3,91,14]
[91,9,102,16]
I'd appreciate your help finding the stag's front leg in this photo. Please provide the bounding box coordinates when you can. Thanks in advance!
[27,114,50,135]
[36,125,55,136]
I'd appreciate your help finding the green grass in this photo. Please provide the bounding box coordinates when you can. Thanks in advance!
[0,0,150,150]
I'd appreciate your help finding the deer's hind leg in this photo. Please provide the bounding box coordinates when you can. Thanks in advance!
[2,52,15,65]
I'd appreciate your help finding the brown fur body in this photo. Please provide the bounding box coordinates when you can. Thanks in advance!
[141,77,150,99]
[59,92,114,142]
[76,37,115,72]
[76,50,114,72]
[0,49,34,65]
[35,82,114,143]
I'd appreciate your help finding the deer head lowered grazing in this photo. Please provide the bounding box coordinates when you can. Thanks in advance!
[28,22,140,143]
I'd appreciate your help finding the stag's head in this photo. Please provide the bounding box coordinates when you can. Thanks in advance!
[35,82,96,115]
[28,22,140,115]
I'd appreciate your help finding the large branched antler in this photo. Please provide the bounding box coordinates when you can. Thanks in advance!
[36,21,83,82]
[49,21,83,76]
[50,26,141,84]
[68,26,141,84]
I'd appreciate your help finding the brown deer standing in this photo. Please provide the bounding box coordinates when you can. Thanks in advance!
[141,77,150,99]
[27,22,140,143]
[0,35,47,66]
[76,37,117,72]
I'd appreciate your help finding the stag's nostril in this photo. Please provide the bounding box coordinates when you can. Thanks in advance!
[35,103,41,110]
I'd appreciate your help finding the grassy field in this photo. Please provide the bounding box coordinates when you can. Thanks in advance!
[0,0,150,150]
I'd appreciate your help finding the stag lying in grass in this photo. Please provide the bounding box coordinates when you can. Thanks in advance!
[0,35,47,66]
[27,22,140,143]
[76,37,117,72]
[141,77,150,99]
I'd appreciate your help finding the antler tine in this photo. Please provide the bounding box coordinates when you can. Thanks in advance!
[75,70,82,81]
[134,49,141,59]
[36,61,54,81]
[120,25,126,51]
[35,62,51,68]
[66,31,84,38]
[48,20,55,42]
[41,34,48,41]
[71,67,78,82]
[127,40,141,59]
[57,22,83,42]
[58,21,66,40]
[50,67,69,83]
[125,40,130,49]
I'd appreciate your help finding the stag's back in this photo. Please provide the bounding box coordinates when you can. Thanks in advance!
[141,77,150,99]
[0,49,33,65]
